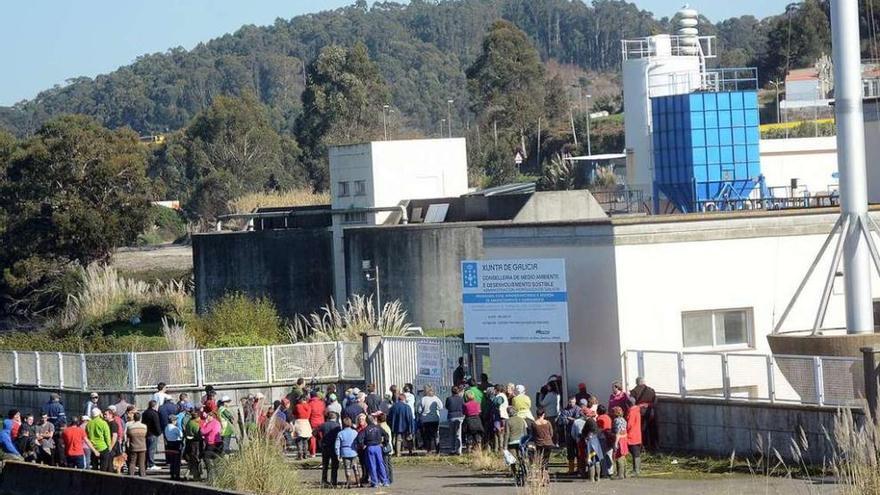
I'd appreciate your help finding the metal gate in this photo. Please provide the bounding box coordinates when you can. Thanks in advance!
[372,337,468,398]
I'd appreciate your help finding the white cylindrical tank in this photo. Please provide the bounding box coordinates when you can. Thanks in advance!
[677,5,700,56]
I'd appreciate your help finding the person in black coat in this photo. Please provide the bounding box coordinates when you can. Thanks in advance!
[318,412,342,486]
[141,401,162,469]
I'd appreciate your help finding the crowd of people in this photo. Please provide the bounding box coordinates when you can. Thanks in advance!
[0,364,658,489]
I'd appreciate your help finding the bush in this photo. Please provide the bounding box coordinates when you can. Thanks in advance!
[287,295,416,342]
[212,434,308,495]
[138,204,188,246]
[191,293,284,347]
[0,331,169,353]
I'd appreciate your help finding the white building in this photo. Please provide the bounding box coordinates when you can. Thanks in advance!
[483,209,880,403]
[328,137,470,300]
[759,136,838,195]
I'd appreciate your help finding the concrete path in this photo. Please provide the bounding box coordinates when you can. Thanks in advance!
[295,464,839,495]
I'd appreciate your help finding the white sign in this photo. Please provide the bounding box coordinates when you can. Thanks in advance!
[415,341,443,390]
[461,259,569,343]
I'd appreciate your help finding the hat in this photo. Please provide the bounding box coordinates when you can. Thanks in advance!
[328,393,337,401]
[89,392,98,399]
[81,415,90,422]
[50,393,60,401]
[108,405,117,413]
[220,395,231,403]
[515,384,525,394]
[578,399,588,406]
[90,408,102,418]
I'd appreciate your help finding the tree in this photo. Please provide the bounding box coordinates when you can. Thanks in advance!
[543,74,569,123]
[294,43,389,190]
[466,20,545,141]
[0,116,152,314]
[759,1,831,83]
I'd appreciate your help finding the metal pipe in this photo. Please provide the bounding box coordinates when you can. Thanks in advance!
[217,204,409,225]
[832,0,874,334]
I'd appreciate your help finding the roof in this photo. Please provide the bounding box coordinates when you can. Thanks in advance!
[785,68,819,82]
[566,153,626,161]
[463,183,536,197]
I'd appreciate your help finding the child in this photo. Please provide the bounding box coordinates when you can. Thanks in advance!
[335,417,361,488]
[581,417,604,482]
[611,406,629,479]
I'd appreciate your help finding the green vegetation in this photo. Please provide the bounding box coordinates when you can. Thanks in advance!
[213,435,313,495]
[190,293,285,348]
[288,295,416,342]
[137,205,187,246]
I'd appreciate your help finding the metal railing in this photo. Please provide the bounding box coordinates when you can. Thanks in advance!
[0,342,364,392]
[623,350,864,407]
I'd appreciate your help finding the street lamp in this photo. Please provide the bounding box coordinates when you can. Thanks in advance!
[447,99,454,138]
[382,105,390,141]
[770,80,783,125]
[362,260,381,319]
[440,119,446,138]
[585,94,593,156]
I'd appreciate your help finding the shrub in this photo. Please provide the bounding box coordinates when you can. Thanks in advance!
[212,434,308,495]
[191,293,284,347]
[228,188,330,213]
[287,295,416,342]
[0,331,169,353]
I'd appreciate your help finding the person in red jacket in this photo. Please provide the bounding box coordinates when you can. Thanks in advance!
[625,399,643,476]
[292,396,312,460]
[308,392,326,457]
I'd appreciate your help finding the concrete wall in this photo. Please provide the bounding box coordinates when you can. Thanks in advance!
[759,137,838,194]
[0,461,241,495]
[344,224,484,329]
[656,397,852,463]
[512,190,607,223]
[193,229,333,319]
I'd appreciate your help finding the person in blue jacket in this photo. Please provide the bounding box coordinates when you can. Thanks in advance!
[334,417,361,488]
[387,394,414,456]
[0,419,22,460]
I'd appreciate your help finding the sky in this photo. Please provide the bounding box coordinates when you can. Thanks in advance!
[0,0,793,106]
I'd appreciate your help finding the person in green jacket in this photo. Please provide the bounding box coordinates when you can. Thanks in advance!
[84,408,111,471]
[218,396,235,453]
[184,410,202,481]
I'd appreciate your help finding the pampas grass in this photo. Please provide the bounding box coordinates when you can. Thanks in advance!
[228,189,330,214]
[287,295,417,342]
[829,404,880,494]
[212,434,309,495]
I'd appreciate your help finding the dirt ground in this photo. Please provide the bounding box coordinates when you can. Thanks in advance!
[111,244,192,278]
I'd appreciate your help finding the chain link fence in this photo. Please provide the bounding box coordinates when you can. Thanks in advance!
[84,353,131,391]
[201,347,267,386]
[134,350,199,390]
[271,343,338,382]
[61,353,83,390]
[17,352,37,386]
[626,349,864,407]
[340,342,363,380]
[38,352,61,388]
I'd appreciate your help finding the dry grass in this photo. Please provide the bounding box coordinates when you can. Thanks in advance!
[470,449,508,472]
[59,264,192,333]
[161,316,196,350]
[287,295,418,342]
[228,188,330,213]
[830,405,880,494]
[212,434,311,495]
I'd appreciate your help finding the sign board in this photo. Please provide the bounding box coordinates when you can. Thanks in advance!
[415,341,443,391]
[461,259,569,343]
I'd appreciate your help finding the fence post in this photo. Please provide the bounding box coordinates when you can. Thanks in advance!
[677,352,687,399]
[721,354,731,400]
[766,355,776,403]
[35,352,41,388]
[12,351,18,386]
[637,351,645,381]
[813,356,825,406]
[58,353,64,390]
[128,353,137,393]
[862,347,879,419]
[80,354,88,392]
[335,341,344,380]
[196,350,205,388]
[265,347,274,385]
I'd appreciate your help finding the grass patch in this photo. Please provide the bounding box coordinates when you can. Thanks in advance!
[118,267,192,284]
[423,327,464,338]
[213,435,322,495]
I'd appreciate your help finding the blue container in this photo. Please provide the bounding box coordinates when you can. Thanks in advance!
[651,90,762,212]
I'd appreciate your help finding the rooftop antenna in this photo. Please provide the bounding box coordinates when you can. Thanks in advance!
[773,0,878,335]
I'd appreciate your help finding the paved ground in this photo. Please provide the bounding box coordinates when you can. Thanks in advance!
[294,463,839,495]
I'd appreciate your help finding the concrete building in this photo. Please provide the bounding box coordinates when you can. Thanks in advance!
[484,208,880,402]
[759,137,838,196]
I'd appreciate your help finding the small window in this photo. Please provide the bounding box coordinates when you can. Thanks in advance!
[354,180,367,196]
[338,181,350,197]
[342,212,367,224]
[682,308,753,349]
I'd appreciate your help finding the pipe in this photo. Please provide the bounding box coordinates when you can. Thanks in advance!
[216,204,409,228]
[831,0,874,334]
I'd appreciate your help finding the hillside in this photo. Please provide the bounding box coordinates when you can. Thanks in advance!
[0,0,786,138]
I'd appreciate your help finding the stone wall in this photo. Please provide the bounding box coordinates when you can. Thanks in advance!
[656,397,857,463]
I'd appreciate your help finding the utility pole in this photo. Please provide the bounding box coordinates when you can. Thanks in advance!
[382,105,390,141]
[440,119,446,138]
[569,107,579,146]
[537,117,542,169]
[447,99,454,138]
[585,94,593,156]
[770,79,783,124]
[301,59,307,89]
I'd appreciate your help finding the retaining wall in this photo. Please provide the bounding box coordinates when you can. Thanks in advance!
[656,397,857,463]
[0,461,238,495]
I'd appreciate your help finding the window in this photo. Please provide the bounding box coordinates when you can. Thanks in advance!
[682,308,753,348]
[337,181,350,197]
[354,180,367,196]
[342,212,367,224]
